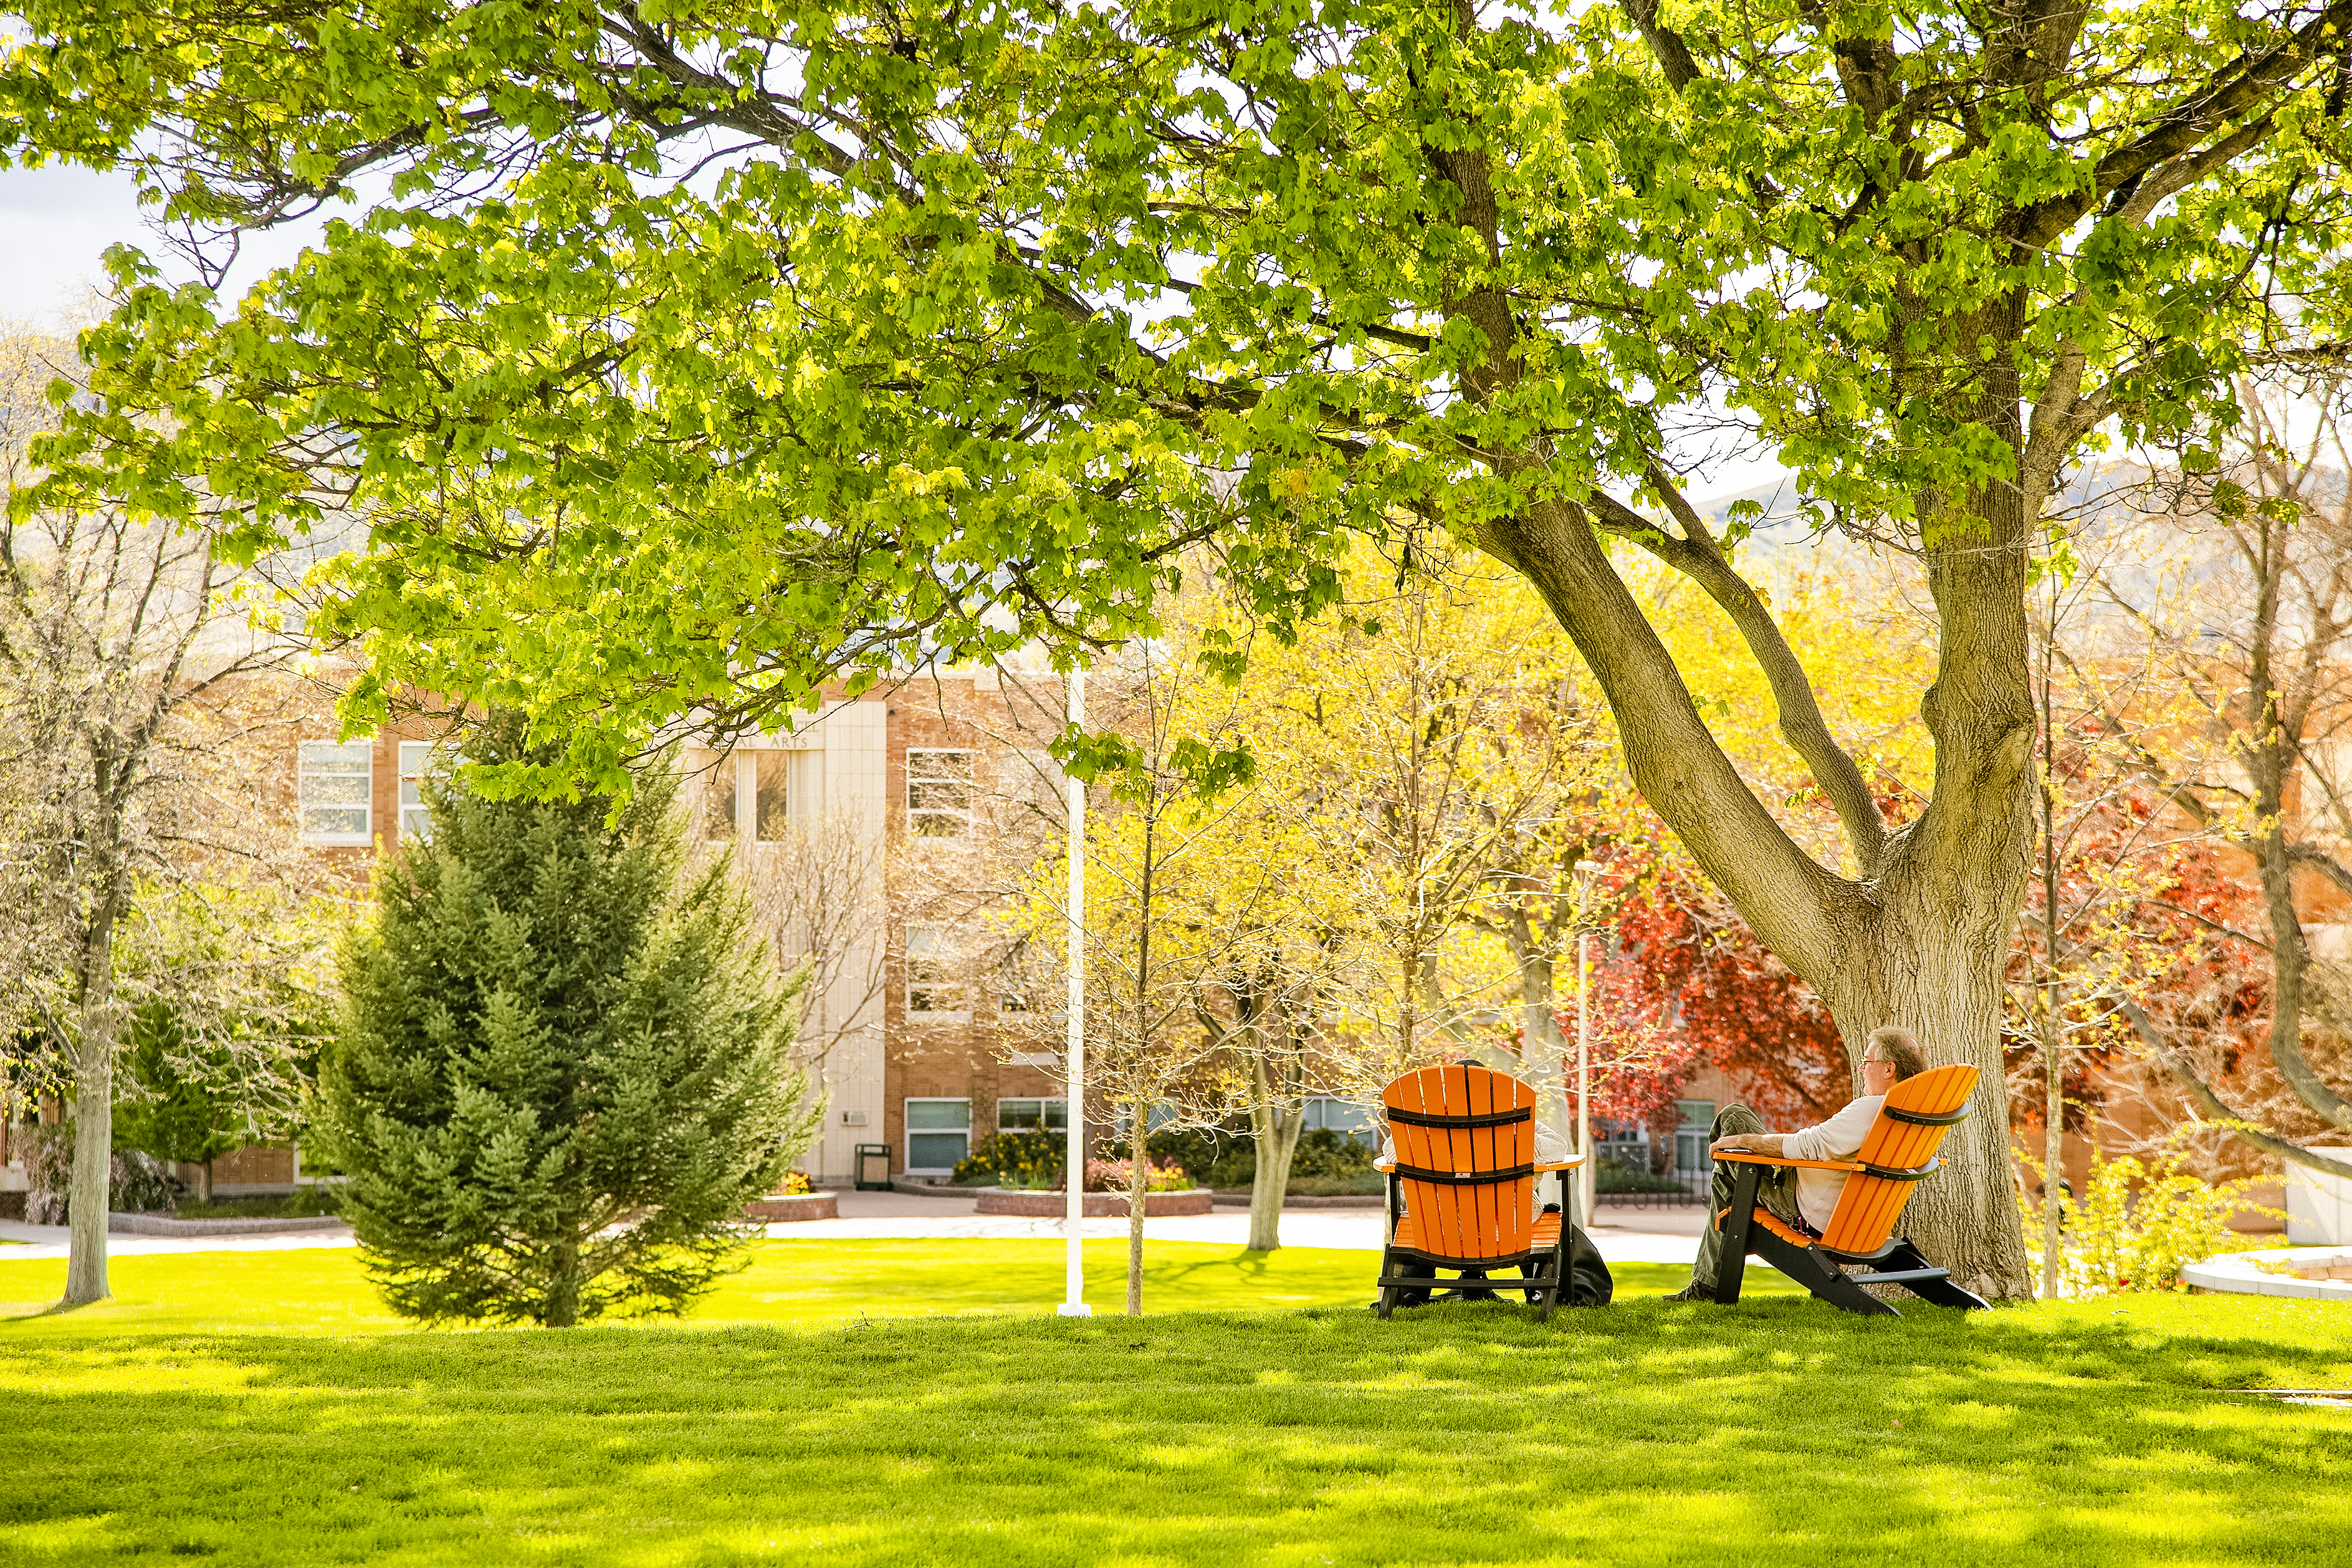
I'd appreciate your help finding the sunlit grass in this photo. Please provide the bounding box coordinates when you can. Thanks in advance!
[2,1241,2346,1566]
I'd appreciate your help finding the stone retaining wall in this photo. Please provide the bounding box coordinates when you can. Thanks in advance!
[107,1212,348,1238]
[974,1189,1212,1218]
[743,1193,839,1222]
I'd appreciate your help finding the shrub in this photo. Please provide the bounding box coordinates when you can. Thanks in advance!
[1207,1127,1375,1190]
[2018,1144,2282,1297]
[1098,1127,1227,1183]
[24,1123,178,1222]
[320,714,822,1327]
[952,1130,1065,1188]
[176,1187,343,1220]
[1077,1158,1194,1193]
[1597,1158,1690,1195]
[1285,1172,1385,1197]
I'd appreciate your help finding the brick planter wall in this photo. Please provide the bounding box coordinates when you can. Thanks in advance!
[973,1188,1212,1218]
[744,1193,839,1222]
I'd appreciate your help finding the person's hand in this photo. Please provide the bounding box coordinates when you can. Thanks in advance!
[1709,1135,1752,1156]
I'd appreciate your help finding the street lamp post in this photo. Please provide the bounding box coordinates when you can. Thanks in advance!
[1572,859,1602,1226]
[1058,664,1092,1319]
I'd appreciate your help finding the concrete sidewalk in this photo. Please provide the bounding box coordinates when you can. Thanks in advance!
[0,1193,1711,1269]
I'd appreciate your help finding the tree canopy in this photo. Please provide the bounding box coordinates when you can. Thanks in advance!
[10,0,2352,1296]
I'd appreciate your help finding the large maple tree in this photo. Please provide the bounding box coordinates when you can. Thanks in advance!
[11,0,2351,1295]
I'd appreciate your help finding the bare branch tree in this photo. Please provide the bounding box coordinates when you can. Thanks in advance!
[0,322,334,1304]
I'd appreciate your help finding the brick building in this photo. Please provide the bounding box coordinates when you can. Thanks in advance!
[267,669,1079,1189]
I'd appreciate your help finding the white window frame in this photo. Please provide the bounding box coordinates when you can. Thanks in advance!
[995,1097,1069,1135]
[905,927,970,1021]
[299,740,374,846]
[906,748,975,838]
[693,748,793,844]
[397,741,458,843]
[904,1097,973,1174]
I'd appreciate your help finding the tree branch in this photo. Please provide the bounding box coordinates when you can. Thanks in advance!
[2118,1000,2352,1179]
[1587,479,1888,874]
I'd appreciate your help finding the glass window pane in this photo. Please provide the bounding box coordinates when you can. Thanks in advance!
[906,1099,970,1131]
[301,774,370,806]
[302,806,368,837]
[907,750,973,836]
[754,753,788,842]
[399,741,431,776]
[907,1132,969,1169]
[997,1099,1042,1131]
[702,755,737,841]
[1674,1100,1715,1129]
[300,742,371,773]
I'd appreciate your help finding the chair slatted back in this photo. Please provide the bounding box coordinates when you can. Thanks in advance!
[1383,1064,1537,1263]
[1815,1063,1979,1254]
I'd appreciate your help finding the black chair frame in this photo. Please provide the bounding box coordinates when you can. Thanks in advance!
[1713,1160,1993,1317]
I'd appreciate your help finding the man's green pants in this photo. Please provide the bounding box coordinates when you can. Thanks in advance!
[1685,1104,1810,1293]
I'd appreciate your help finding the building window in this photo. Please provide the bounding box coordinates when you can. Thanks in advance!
[398,742,457,842]
[299,741,373,844]
[1673,1100,1716,1178]
[906,927,968,1018]
[700,752,738,842]
[905,1099,971,1172]
[1304,1097,1377,1145]
[907,748,974,838]
[753,752,788,841]
[696,749,790,843]
[997,1098,1068,1134]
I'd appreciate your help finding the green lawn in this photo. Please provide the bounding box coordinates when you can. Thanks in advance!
[2,1241,2348,1566]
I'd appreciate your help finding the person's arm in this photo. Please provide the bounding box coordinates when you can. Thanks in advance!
[1710,1131,1787,1157]
[1784,1096,1883,1162]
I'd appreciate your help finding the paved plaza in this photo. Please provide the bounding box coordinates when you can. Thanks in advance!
[0,1192,1711,1268]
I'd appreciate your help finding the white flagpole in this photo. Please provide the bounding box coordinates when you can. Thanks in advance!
[1058,663,1092,1317]
[1573,860,1601,1225]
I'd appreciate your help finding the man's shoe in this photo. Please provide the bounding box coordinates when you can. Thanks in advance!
[1660,1283,1714,1303]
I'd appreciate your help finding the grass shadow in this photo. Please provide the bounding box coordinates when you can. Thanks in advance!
[5,1288,2350,1566]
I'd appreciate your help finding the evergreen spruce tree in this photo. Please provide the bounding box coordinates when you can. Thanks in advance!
[321,714,821,1326]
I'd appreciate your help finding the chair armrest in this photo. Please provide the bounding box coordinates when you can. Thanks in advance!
[1533,1155,1588,1172]
[1714,1151,1863,1172]
[1373,1158,1395,1172]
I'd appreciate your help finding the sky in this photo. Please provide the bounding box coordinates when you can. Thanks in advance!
[0,162,146,322]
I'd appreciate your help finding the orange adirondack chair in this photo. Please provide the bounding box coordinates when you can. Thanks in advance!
[1372,1064,1587,1320]
[1713,1063,1992,1316]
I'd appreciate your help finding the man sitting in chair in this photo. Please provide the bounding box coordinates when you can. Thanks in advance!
[1663,1026,1926,1304]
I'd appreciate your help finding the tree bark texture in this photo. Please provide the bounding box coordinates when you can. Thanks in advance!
[1246,1086,1306,1253]
[1126,1097,1149,1316]
[65,912,120,1306]
[1473,416,2039,1299]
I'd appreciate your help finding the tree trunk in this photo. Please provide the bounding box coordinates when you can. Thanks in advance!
[64,912,121,1307]
[196,1159,214,1205]
[1467,296,2039,1298]
[1245,1053,1306,1253]
[1126,1099,1149,1316]
[546,1242,581,1328]
[1804,862,2035,1304]
[1513,939,1572,1152]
